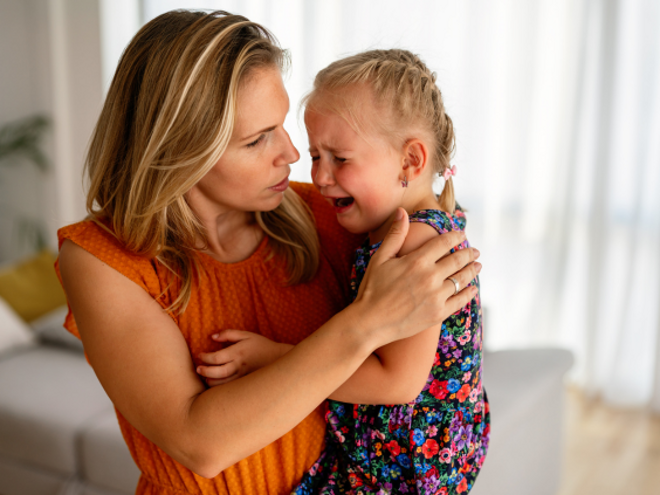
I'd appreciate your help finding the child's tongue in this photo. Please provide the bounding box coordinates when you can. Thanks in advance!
[335,197,354,208]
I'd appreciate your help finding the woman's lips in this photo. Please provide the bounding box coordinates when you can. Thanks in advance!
[269,177,289,192]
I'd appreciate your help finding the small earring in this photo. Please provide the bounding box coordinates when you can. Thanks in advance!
[401,176,408,188]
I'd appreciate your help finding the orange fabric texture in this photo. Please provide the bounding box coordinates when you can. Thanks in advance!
[55,183,361,495]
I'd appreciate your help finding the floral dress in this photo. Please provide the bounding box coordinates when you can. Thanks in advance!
[293,209,490,495]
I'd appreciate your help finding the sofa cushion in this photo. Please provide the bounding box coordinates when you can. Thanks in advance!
[0,454,69,495]
[0,296,36,357]
[0,250,67,322]
[471,348,574,495]
[482,348,574,436]
[0,345,113,475]
[80,408,140,494]
[81,484,134,495]
[30,305,83,352]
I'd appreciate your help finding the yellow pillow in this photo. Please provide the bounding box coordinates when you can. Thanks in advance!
[0,250,67,322]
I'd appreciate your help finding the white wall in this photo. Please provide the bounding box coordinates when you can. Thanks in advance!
[0,0,51,261]
[0,0,104,262]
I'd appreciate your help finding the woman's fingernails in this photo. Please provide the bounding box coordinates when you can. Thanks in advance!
[474,262,482,272]
[196,367,202,374]
[473,248,480,258]
[396,208,405,220]
[212,334,219,339]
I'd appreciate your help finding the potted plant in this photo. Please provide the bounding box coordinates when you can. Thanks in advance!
[0,115,50,258]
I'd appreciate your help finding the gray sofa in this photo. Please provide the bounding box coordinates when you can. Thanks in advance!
[0,307,573,495]
[0,307,140,495]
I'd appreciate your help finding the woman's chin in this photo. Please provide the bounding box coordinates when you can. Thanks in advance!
[256,194,286,213]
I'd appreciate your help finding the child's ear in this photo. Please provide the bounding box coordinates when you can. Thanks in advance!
[401,139,429,181]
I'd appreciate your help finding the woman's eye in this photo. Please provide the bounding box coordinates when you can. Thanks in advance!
[310,155,320,162]
[246,134,265,148]
[334,156,346,163]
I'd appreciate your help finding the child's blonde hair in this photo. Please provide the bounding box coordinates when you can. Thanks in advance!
[305,49,456,213]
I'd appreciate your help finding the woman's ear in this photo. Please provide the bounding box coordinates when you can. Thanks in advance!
[401,139,429,182]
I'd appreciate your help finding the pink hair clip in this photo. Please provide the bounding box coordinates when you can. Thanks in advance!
[442,165,457,181]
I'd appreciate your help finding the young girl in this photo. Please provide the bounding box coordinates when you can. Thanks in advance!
[199,49,489,494]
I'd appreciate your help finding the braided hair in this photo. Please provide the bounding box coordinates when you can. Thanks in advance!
[305,49,456,212]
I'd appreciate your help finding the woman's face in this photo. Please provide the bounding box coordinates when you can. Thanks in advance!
[186,66,299,219]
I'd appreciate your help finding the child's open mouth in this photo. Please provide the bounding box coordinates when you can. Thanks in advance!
[334,197,354,208]
[333,197,355,210]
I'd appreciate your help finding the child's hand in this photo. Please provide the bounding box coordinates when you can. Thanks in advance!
[197,330,292,387]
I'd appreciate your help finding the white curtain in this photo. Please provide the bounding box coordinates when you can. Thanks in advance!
[139,0,660,410]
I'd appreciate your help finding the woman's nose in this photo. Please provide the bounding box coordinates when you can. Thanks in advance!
[279,128,300,165]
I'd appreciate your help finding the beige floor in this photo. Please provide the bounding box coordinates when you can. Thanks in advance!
[557,387,660,495]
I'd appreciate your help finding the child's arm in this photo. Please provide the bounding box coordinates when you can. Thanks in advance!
[196,330,292,387]
[327,221,443,404]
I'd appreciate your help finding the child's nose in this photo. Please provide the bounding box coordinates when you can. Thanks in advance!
[313,158,335,187]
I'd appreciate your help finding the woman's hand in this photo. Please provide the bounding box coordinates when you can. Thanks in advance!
[197,330,292,386]
[350,208,481,351]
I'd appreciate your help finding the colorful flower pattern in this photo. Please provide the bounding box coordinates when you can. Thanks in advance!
[293,209,490,495]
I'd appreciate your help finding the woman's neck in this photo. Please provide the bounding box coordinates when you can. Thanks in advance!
[193,207,265,264]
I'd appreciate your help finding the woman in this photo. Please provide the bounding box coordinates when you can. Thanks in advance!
[57,10,481,494]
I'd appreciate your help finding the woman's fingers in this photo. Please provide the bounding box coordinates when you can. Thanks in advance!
[444,284,480,316]
[440,260,481,297]
[433,259,481,317]
[435,246,480,282]
[411,230,468,264]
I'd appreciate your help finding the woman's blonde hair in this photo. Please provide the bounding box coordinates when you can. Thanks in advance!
[305,49,456,213]
[86,10,319,313]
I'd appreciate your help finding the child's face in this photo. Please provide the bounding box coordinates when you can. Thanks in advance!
[305,104,404,236]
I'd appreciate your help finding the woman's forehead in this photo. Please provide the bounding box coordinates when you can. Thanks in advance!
[233,67,289,138]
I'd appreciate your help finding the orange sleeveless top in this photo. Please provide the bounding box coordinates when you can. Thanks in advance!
[56,183,361,495]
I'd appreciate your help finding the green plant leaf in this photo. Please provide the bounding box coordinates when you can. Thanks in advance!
[0,115,50,172]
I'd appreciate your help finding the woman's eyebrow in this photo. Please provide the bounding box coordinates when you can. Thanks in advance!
[240,125,276,141]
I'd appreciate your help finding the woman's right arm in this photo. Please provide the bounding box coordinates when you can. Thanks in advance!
[58,209,479,478]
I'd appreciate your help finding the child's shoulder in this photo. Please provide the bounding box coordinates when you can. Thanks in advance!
[399,207,467,256]
[409,206,466,233]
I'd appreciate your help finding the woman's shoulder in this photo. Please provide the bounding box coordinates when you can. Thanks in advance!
[56,220,171,340]
[59,220,151,263]
[57,220,162,294]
